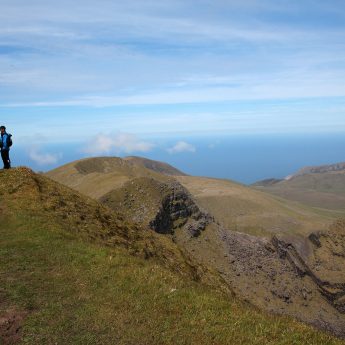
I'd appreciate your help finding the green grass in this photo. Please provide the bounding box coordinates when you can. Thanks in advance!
[1,211,344,345]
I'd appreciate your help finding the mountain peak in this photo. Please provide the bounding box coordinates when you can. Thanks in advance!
[124,156,187,176]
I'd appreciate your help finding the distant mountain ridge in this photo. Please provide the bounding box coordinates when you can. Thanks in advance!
[291,161,345,178]
[253,161,345,212]
[251,178,283,187]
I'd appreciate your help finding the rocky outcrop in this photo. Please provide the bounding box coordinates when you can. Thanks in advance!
[100,177,212,238]
[272,225,345,315]
[210,224,345,338]
[149,182,213,237]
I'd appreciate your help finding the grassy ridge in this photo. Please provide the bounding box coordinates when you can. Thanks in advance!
[253,172,345,213]
[0,168,344,344]
[47,157,334,238]
[176,175,332,237]
[1,212,343,345]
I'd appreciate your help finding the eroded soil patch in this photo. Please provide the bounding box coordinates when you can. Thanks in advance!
[0,306,28,345]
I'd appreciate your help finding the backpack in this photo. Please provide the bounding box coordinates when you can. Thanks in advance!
[6,134,12,147]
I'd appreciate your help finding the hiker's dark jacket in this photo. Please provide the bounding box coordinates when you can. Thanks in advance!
[1,133,10,150]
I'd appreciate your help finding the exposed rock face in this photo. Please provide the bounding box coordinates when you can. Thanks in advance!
[149,182,213,237]
[185,222,345,338]
[272,233,345,311]
[100,177,212,238]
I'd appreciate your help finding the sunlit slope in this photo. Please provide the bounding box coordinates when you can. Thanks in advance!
[176,175,332,237]
[0,167,204,277]
[253,162,345,214]
[2,168,342,344]
[124,156,187,176]
[46,157,209,238]
[47,157,332,237]
[44,157,345,336]
[46,157,172,199]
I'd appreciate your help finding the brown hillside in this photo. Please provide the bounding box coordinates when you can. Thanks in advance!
[124,156,187,176]
[1,167,222,287]
[253,162,345,213]
[45,157,345,337]
[2,169,343,344]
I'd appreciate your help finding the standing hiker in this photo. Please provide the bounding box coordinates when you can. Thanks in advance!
[0,126,12,169]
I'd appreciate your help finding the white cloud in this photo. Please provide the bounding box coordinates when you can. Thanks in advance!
[167,141,196,154]
[86,134,113,154]
[29,148,62,165]
[3,67,345,108]
[113,133,154,153]
[1,0,345,107]
[1,0,345,137]
[84,133,154,155]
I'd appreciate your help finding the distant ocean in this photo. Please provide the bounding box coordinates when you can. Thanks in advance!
[12,133,345,185]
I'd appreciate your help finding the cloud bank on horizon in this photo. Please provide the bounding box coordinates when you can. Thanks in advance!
[84,133,154,155]
[1,0,345,151]
[28,147,62,166]
[167,141,196,154]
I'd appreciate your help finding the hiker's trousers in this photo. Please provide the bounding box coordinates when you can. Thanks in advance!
[1,149,11,169]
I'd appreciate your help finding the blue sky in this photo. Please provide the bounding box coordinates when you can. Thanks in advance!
[1,0,345,170]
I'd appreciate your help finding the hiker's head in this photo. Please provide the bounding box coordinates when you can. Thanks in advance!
[0,126,6,134]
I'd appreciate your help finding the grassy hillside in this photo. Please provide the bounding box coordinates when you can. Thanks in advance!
[46,157,173,200]
[124,156,187,176]
[0,168,343,344]
[47,157,333,238]
[47,158,210,238]
[253,165,345,213]
[0,168,222,284]
[176,175,332,237]
[45,157,345,336]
